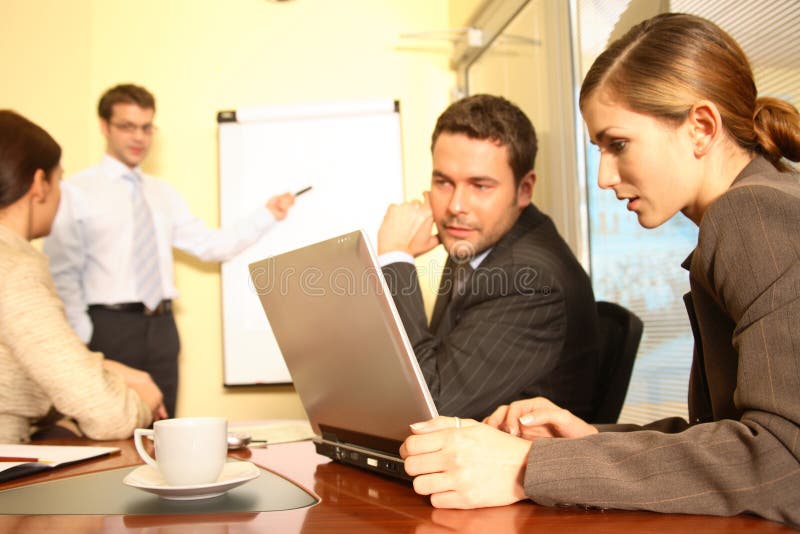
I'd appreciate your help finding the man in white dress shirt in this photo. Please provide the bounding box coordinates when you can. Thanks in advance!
[44,84,295,417]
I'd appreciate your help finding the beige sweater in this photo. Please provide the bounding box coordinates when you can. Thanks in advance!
[0,224,151,443]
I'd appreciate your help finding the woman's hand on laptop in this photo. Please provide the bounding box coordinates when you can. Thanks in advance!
[400,416,531,509]
[484,397,598,440]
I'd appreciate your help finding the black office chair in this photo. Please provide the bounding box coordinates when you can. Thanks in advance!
[590,301,644,424]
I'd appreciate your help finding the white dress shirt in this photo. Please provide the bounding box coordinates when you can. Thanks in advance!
[43,155,275,342]
[378,248,492,270]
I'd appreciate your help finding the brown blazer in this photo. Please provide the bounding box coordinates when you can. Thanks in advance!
[524,157,800,528]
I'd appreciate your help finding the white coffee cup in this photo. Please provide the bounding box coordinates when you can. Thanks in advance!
[134,417,228,486]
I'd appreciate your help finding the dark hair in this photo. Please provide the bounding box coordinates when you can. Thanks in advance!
[97,83,156,121]
[0,110,61,209]
[431,94,538,184]
[579,13,800,172]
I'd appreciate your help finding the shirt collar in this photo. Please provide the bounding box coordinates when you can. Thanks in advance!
[471,248,492,269]
[100,154,142,181]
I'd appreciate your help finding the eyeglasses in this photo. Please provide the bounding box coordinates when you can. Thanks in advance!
[110,122,157,135]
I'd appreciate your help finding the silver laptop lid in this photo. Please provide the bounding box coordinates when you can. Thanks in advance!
[248,230,437,443]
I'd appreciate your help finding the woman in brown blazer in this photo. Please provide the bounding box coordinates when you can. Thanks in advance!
[398,13,800,528]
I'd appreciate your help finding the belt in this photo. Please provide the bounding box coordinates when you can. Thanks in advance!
[89,300,173,316]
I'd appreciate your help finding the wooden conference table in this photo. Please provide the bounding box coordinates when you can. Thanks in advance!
[0,436,794,533]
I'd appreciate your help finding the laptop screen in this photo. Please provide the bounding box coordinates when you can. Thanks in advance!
[248,230,437,445]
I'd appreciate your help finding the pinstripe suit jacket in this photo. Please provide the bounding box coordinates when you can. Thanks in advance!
[382,204,598,421]
[524,157,800,527]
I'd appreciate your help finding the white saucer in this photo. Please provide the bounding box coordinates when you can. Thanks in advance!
[123,461,260,500]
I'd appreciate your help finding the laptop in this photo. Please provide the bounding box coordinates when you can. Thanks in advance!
[248,230,438,480]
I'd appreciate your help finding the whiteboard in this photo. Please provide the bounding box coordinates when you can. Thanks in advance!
[218,99,405,385]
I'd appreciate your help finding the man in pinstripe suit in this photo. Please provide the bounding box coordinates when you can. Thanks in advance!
[377,95,598,421]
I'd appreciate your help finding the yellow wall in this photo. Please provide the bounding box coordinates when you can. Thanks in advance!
[0,1,94,177]
[449,0,486,28]
[1,0,459,420]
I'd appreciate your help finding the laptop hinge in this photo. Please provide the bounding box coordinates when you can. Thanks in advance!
[318,424,403,456]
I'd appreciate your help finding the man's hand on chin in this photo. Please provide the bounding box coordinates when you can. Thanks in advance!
[378,194,440,256]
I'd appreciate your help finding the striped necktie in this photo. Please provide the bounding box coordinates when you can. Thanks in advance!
[125,173,162,311]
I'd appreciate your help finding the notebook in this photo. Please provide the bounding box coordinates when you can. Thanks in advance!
[248,230,438,480]
[0,444,120,483]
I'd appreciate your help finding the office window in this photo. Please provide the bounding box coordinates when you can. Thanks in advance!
[461,0,587,263]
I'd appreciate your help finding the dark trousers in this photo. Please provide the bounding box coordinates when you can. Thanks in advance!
[88,308,180,417]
